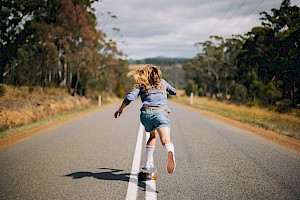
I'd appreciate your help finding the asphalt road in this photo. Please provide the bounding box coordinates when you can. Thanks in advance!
[0,101,299,200]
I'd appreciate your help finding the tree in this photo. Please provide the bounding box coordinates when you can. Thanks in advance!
[0,0,44,83]
[185,80,198,96]
[2,0,130,97]
[241,0,300,106]
[183,0,299,109]
[188,35,243,100]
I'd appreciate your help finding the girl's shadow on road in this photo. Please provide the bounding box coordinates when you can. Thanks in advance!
[65,167,130,182]
[65,167,156,192]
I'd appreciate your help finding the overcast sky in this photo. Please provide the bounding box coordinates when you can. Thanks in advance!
[93,0,300,59]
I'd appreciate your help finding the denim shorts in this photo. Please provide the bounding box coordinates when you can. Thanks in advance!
[140,109,170,132]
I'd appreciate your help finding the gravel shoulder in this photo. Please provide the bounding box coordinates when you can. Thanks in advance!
[171,100,300,153]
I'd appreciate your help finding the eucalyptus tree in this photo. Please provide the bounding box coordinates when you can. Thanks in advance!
[1,0,129,97]
[239,0,299,106]
[223,35,244,101]
[0,0,44,83]
[195,39,221,98]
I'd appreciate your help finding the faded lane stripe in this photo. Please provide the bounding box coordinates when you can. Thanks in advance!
[125,123,144,200]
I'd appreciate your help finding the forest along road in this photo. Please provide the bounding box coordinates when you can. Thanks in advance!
[0,101,299,200]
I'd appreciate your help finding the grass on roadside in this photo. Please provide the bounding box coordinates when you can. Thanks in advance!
[0,106,99,139]
[0,84,121,140]
[173,91,300,140]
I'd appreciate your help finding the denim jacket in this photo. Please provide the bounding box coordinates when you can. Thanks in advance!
[123,79,176,112]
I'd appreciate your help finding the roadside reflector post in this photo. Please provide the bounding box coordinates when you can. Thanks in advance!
[190,92,194,105]
[98,95,102,106]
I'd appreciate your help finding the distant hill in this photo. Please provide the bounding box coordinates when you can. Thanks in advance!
[128,57,189,89]
[128,56,191,66]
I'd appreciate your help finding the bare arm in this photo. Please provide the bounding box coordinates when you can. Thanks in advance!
[114,102,127,118]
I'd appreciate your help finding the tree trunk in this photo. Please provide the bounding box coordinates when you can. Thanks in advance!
[223,82,227,100]
[291,80,296,107]
[74,67,80,96]
[48,69,52,85]
[59,57,67,87]
[0,60,5,83]
[0,47,9,84]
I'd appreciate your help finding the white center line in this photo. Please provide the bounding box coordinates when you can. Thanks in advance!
[145,132,157,200]
[125,123,144,200]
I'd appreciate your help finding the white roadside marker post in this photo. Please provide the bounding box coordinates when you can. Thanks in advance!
[190,92,194,105]
[98,95,102,106]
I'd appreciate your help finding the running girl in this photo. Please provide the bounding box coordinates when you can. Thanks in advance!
[114,65,176,174]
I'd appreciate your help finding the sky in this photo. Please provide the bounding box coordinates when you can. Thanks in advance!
[93,0,300,60]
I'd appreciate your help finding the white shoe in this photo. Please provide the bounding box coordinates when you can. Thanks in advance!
[142,164,157,173]
[167,151,175,174]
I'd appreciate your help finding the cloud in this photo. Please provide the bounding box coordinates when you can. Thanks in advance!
[93,0,300,59]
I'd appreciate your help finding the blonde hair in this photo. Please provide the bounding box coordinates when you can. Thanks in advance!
[128,65,163,92]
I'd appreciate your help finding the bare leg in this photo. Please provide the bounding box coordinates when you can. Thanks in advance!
[157,127,175,173]
[156,127,171,146]
[147,130,158,146]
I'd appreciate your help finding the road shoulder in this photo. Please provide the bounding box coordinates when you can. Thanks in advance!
[0,104,114,149]
[171,100,300,153]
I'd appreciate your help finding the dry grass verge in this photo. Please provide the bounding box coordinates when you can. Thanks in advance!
[0,85,96,137]
[172,100,300,153]
[0,104,114,149]
[171,90,300,152]
[0,84,121,148]
[0,85,93,133]
[173,91,300,140]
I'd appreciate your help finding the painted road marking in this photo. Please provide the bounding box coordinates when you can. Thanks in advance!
[125,123,144,200]
[145,131,157,200]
